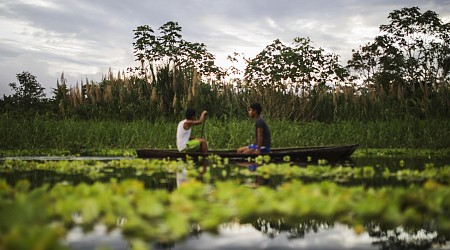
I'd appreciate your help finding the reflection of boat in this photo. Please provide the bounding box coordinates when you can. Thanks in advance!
[136,144,358,162]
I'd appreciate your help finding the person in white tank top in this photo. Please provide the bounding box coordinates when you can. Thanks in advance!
[176,108,208,153]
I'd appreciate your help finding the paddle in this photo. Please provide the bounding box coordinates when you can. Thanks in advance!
[200,112,207,138]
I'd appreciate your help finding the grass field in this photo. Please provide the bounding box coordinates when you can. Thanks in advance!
[1,114,449,156]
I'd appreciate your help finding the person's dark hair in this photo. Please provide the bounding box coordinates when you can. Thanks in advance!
[185,108,196,119]
[250,102,262,115]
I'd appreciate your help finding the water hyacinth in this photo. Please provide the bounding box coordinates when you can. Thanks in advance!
[0,157,449,248]
[1,178,449,248]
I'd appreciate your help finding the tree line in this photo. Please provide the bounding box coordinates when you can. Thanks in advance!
[1,7,449,122]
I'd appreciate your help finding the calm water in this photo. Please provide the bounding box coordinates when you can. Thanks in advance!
[1,155,449,250]
[65,222,449,250]
[2,155,449,189]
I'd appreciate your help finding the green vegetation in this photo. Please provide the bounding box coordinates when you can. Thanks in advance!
[1,157,448,248]
[1,158,449,186]
[0,167,449,249]
[0,114,449,156]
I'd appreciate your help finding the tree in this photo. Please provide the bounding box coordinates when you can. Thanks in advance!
[347,7,450,98]
[243,37,349,120]
[132,21,224,115]
[132,21,222,77]
[244,37,348,95]
[8,71,46,108]
[51,73,71,117]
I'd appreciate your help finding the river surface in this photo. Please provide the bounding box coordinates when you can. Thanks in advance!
[64,222,450,250]
[1,155,449,250]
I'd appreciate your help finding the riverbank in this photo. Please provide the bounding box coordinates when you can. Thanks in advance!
[1,115,449,156]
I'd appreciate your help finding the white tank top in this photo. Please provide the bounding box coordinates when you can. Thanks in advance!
[176,119,191,151]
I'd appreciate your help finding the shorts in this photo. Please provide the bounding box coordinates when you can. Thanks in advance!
[248,144,270,153]
[185,139,201,152]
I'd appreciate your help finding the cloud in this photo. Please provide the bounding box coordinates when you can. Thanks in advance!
[1,0,449,97]
[0,54,51,96]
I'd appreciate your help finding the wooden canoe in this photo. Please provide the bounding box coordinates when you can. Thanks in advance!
[136,144,358,162]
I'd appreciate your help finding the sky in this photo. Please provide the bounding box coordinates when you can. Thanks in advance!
[1,0,449,97]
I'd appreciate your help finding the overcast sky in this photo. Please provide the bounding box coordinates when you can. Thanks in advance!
[1,0,449,97]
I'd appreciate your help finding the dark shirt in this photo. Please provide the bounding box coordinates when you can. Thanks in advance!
[255,117,271,148]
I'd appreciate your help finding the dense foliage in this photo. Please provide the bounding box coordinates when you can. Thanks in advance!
[0,114,449,154]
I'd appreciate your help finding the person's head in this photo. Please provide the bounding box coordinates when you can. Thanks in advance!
[249,102,262,116]
[185,108,196,120]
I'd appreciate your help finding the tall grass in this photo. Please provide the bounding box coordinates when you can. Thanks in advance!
[0,115,172,152]
[1,114,449,154]
[48,66,449,122]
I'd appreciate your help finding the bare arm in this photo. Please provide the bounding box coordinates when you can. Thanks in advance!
[183,110,207,130]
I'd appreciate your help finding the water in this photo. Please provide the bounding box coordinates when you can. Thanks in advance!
[65,222,450,250]
[0,156,133,161]
[1,155,449,250]
[352,155,450,170]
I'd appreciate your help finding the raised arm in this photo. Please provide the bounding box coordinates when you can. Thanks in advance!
[184,110,207,129]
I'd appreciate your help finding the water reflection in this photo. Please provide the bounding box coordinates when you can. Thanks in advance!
[352,155,450,170]
[170,222,377,250]
[368,225,449,250]
[64,221,449,250]
[176,167,188,187]
[1,168,180,191]
[66,225,128,250]
[1,157,449,250]
[1,155,449,189]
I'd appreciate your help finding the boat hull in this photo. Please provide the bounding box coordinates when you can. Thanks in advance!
[136,144,358,162]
